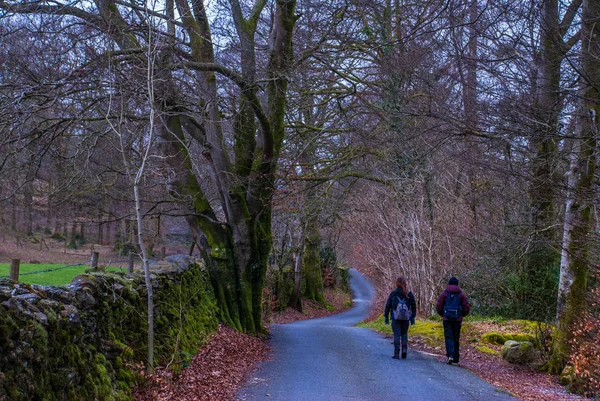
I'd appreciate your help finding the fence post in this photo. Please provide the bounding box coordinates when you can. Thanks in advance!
[9,259,20,281]
[128,252,135,274]
[161,246,166,261]
[91,251,99,269]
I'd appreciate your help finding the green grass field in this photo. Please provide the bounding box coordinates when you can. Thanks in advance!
[0,263,128,286]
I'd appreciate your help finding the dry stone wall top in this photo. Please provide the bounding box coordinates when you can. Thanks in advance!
[0,255,219,401]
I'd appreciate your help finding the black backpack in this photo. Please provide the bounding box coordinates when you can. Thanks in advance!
[443,290,463,320]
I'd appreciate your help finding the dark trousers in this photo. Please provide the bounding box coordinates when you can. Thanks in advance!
[391,319,410,355]
[443,320,462,362]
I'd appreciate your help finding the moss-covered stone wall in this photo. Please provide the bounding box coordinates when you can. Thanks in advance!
[0,255,219,401]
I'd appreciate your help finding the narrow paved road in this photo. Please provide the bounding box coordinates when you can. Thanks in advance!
[238,270,517,401]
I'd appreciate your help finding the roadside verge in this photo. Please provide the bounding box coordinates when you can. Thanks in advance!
[359,316,586,401]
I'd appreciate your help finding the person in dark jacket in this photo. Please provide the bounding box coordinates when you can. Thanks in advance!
[384,277,417,359]
[436,277,470,364]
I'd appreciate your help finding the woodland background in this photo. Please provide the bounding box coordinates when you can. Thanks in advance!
[1,0,599,396]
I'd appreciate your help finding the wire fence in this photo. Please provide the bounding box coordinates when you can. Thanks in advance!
[0,263,86,279]
[0,256,136,280]
[20,263,85,277]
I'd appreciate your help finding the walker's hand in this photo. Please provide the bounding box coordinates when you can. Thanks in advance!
[384,318,389,325]
[410,318,415,326]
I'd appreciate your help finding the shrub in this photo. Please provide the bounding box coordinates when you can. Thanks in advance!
[566,283,600,397]
[465,244,559,322]
[51,233,65,241]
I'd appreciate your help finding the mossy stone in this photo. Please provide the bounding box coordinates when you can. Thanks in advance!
[0,259,219,401]
[501,340,537,364]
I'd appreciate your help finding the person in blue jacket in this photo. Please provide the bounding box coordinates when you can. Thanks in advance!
[384,277,417,359]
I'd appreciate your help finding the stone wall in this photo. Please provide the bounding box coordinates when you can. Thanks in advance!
[0,255,219,401]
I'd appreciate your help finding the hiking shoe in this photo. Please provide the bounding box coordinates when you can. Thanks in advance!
[401,352,407,359]
[447,356,454,364]
[392,355,400,359]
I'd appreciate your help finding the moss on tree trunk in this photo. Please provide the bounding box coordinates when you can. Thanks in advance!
[547,0,599,373]
[302,217,324,303]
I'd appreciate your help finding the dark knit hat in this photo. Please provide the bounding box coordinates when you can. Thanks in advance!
[449,277,459,285]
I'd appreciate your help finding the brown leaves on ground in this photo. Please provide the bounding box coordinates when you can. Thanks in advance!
[409,338,586,401]
[134,325,269,401]
[265,288,352,324]
[0,236,100,265]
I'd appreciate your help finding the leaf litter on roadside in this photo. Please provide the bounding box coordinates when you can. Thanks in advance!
[134,324,269,401]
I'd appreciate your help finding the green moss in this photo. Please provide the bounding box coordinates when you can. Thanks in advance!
[520,342,534,352]
[32,321,49,350]
[476,345,498,355]
[152,266,218,365]
[1,261,219,401]
[358,316,444,347]
[481,331,537,346]
[210,246,228,259]
[559,365,575,386]
[507,333,536,343]
[408,319,445,347]
[357,314,393,335]
[481,332,506,345]
[510,319,539,333]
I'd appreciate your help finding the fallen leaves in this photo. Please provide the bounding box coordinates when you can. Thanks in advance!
[265,288,352,325]
[409,338,586,401]
[134,324,269,401]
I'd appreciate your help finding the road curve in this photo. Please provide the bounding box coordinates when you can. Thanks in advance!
[238,269,517,401]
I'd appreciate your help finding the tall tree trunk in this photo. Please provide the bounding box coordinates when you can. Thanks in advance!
[459,0,482,235]
[288,246,303,312]
[105,206,113,246]
[11,195,17,231]
[46,188,53,234]
[69,221,77,247]
[79,222,85,244]
[135,100,155,373]
[302,214,324,303]
[546,0,599,373]
[464,0,478,134]
[524,0,563,320]
[151,0,297,335]
[97,213,104,245]
[124,219,133,244]
[157,113,244,332]
[24,175,34,236]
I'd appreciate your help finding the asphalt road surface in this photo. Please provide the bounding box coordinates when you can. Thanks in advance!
[238,269,517,401]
